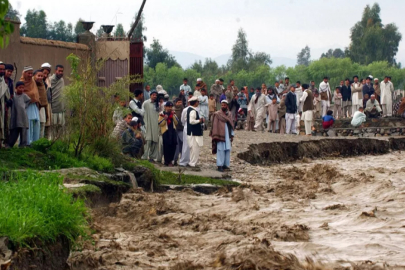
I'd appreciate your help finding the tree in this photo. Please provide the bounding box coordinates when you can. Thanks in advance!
[228,28,272,72]
[74,19,85,36]
[348,3,402,65]
[20,9,48,39]
[96,26,104,38]
[48,20,74,42]
[1,0,15,48]
[321,48,345,59]
[297,46,311,66]
[145,38,179,69]
[130,12,147,42]
[5,2,19,21]
[114,23,125,38]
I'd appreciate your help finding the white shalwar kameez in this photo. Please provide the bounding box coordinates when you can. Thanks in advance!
[179,106,190,166]
[380,81,394,117]
[187,107,203,167]
[248,94,267,131]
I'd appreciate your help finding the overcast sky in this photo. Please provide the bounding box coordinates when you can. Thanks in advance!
[11,0,405,64]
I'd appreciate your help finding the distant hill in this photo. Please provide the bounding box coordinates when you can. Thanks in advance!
[170,51,297,69]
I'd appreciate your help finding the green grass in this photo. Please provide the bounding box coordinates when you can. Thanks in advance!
[66,184,102,197]
[0,171,89,247]
[0,140,114,173]
[135,160,240,187]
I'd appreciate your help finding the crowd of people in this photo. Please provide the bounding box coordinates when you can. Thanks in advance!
[0,62,65,148]
[112,75,404,171]
[1,60,403,171]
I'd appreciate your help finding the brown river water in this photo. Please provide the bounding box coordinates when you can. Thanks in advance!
[68,132,405,269]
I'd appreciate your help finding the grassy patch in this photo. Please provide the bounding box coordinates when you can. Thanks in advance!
[66,184,102,197]
[0,171,89,247]
[0,140,114,173]
[136,160,240,187]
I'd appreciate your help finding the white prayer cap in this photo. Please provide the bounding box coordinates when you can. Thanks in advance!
[197,78,202,82]
[369,75,373,79]
[371,94,376,97]
[156,85,163,91]
[215,79,219,82]
[374,78,379,81]
[41,63,52,69]
[23,66,33,72]
[132,117,139,122]
[188,96,198,102]
[221,100,228,104]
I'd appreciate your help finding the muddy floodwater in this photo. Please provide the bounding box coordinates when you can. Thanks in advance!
[68,132,405,269]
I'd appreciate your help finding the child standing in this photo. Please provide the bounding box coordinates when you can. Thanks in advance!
[208,94,216,123]
[313,91,322,119]
[267,98,278,132]
[8,81,31,147]
[333,87,343,119]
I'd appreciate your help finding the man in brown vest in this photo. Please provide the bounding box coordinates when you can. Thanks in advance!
[299,84,314,136]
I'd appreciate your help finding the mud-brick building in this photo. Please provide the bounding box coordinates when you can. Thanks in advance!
[0,20,143,89]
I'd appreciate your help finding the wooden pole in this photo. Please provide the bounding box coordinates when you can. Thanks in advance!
[127,0,147,39]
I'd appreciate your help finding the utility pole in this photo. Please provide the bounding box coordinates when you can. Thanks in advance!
[127,0,147,39]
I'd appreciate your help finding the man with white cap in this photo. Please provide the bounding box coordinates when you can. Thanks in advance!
[210,100,234,172]
[210,78,224,109]
[121,117,143,158]
[179,98,191,167]
[186,96,204,168]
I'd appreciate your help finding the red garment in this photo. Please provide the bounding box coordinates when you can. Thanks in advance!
[322,120,334,130]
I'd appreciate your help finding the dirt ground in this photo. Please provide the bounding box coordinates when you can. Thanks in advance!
[68,131,405,269]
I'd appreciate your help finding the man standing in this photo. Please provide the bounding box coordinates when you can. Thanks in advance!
[309,80,317,92]
[143,85,151,102]
[173,98,184,165]
[295,81,303,112]
[180,78,191,98]
[49,65,65,137]
[362,77,374,97]
[247,87,267,131]
[142,90,159,162]
[186,96,204,168]
[275,81,283,95]
[319,76,332,117]
[210,79,222,106]
[199,88,209,129]
[3,64,14,143]
[129,89,144,124]
[283,77,291,94]
[373,78,381,103]
[351,75,363,116]
[300,84,313,136]
[285,86,297,134]
[211,100,234,172]
[341,78,352,118]
[179,100,191,167]
[380,76,394,117]
[0,63,10,146]
[227,79,238,97]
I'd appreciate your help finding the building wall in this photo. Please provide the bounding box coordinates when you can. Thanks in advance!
[0,21,90,84]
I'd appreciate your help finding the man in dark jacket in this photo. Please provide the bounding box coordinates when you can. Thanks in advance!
[285,86,297,134]
[341,78,352,118]
[362,77,374,98]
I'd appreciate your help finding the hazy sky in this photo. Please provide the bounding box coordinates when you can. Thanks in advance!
[11,0,405,64]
